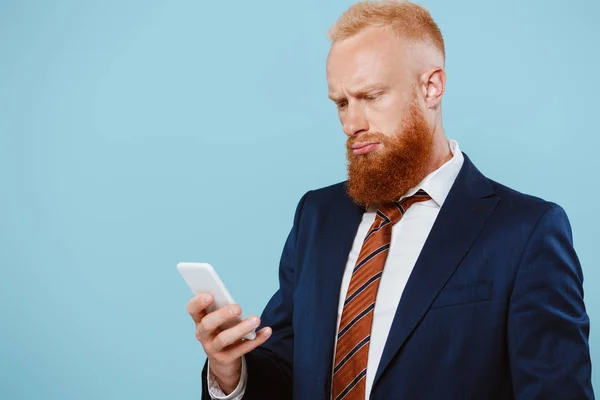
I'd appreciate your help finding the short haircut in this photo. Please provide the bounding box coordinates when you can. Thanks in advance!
[328,0,445,60]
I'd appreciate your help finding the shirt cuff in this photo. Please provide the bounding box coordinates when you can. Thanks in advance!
[207,356,247,400]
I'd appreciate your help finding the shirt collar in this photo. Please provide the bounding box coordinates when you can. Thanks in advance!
[397,139,464,208]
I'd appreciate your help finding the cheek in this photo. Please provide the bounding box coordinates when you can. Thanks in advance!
[378,96,412,134]
[366,107,402,137]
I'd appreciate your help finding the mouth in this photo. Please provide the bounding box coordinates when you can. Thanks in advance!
[351,142,381,156]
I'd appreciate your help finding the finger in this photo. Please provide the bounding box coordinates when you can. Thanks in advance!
[212,316,261,352]
[224,327,273,360]
[187,294,213,323]
[197,304,242,339]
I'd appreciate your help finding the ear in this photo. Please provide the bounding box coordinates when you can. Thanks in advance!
[420,67,445,109]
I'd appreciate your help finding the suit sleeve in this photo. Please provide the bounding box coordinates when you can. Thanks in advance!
[508,203,594,399]
[201,190,311,399]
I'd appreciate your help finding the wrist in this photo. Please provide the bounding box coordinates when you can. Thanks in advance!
[210,360,242,394]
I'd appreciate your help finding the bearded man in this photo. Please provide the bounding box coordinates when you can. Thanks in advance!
[188,1,594,399]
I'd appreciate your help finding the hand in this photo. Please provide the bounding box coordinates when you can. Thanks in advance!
[187,293,272,395]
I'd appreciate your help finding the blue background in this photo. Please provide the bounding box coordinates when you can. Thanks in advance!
[1,0,598,398]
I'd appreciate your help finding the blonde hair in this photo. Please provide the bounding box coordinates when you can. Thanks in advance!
[328,0,445,60]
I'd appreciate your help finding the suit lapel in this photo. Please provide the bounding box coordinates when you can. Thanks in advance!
[371,153,499,390]
[310,184,365,398]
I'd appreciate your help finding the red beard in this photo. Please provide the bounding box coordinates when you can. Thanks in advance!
[345,100,434,207]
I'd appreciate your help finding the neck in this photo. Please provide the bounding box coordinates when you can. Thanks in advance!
[425,126,452,176]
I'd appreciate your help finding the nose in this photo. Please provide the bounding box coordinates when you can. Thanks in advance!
[342,102,369,137]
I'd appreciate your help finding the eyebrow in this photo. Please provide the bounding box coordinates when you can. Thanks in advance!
[328,83,387,102]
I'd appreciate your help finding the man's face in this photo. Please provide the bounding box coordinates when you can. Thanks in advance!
[326,27,434,206]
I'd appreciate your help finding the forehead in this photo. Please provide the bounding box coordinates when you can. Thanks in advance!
[326,27,407,91]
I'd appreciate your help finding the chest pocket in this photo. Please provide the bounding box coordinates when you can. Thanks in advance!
[430,281,493,309]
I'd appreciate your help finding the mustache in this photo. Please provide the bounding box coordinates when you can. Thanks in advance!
[346,133,389,149]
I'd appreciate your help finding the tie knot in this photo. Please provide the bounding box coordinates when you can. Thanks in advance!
[377,189,432,225]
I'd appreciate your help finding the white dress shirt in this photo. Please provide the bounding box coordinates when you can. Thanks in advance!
[208,139,465,399]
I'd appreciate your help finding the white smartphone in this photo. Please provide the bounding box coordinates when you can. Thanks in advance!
[177,262,257,340]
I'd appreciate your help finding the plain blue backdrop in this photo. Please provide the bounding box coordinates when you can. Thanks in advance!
[1,0,598,398]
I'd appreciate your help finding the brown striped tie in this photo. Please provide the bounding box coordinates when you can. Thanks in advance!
[331,189,432,400]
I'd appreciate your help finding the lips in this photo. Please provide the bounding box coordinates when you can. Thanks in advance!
[351,142,380,155]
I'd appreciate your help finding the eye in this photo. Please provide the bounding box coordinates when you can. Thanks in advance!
[364,93,380,101]
[336,101,348,110]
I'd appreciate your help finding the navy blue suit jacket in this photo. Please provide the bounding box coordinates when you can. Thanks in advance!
[202,153,593,399]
